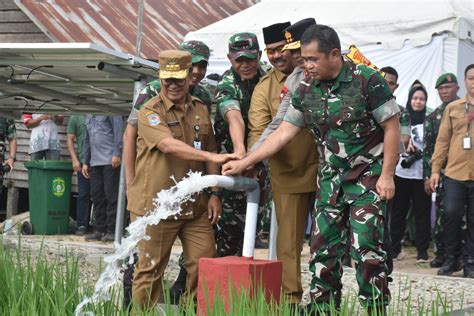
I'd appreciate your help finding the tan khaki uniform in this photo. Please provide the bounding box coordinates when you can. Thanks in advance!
[432,96,474,180]
[248,67,318,303]
[128,92,217,308]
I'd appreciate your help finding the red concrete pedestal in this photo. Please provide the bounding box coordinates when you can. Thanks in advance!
[197,256,282,315]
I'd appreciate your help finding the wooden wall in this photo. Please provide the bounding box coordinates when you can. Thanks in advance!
[0,0,51,43]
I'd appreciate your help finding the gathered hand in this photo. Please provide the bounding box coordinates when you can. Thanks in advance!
[207,196,222,225]
[376,174,395,200]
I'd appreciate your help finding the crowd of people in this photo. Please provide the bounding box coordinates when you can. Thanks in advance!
[2,17,472,316]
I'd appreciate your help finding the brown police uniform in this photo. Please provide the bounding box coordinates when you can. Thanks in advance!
[127,50,217,308]
[248,66,318,303]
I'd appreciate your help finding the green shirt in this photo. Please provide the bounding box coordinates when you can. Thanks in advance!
[398,105,411,136]
[422,98,458,179]
[284,61,399,173]
[67,115,86,163]
[214,67,265,153]
[0,117,16,142]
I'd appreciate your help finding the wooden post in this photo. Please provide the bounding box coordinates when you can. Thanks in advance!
[6,186,19,218]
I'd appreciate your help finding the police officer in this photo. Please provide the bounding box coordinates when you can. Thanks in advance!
[248,20,318,306]
[423,73,460,271]
[222,24,400,314]
[0,116,17,184]
[127,50,235,309]
[213,32,266,256]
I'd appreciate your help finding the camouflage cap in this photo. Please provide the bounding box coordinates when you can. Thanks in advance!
[179,40,210,64]
[435,73,458,89]
[158,50,192,80]
[228,32,260,60]
[282,18,316,51]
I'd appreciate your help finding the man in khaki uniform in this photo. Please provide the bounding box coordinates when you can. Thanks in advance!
[127,50,235,308]
[248,21,318,305]
[430,64,474,278]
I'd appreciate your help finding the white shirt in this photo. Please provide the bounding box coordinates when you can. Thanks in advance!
[396,123,424,179]
[28,114,60,154]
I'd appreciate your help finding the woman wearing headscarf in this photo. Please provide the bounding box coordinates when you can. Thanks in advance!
[390,82,432,263]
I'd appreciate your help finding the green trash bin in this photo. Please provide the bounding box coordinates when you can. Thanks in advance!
[25,160,73,235]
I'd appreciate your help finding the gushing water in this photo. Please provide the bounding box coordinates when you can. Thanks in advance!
[75,171,217,316]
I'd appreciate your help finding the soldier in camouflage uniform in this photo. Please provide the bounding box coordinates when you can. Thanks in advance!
[379,66,411,275]
[121,40,213,306]
[214,32,266,256]
[222,25,400,314]
[423,73,460,270]
[0,117,17,186]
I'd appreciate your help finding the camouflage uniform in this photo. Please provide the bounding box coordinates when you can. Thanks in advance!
[284,61,399,310]
[398,105,411,138]
[214,52,266,256]
[0,118,16,184]
[423,98,457,257]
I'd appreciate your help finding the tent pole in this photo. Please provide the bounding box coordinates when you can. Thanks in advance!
[115,79,146,244]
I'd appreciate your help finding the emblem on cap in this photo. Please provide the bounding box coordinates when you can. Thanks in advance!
[447,74,452,82]
[165,58,180,71]
[285,31,293,43]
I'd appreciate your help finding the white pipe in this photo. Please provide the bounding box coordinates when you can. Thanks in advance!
[268,201,278,260]
[201,175,260,258]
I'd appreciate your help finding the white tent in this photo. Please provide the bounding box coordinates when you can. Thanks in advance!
[186,0,474,109]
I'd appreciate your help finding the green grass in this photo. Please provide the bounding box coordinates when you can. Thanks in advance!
[0,238,461,315]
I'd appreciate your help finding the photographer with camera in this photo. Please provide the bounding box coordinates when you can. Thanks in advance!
[390,83,432,263]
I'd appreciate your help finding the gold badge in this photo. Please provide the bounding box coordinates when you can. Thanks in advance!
[284,31,293,43]
[165,58,180,71]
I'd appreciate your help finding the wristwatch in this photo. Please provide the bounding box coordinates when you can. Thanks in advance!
[210,190,222,198]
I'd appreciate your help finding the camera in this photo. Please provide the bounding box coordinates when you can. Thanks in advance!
[0,163,11,177]
[400,149,422,169]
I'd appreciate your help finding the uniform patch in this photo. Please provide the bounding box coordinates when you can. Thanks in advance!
[147,113,160,126]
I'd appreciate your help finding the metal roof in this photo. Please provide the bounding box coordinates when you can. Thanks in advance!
[14,0,259,59]
[0,43,158,117]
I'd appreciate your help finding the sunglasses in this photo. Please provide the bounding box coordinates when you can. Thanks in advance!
[161,78,187,87]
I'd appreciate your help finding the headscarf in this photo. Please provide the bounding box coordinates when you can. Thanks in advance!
[405,81,428,125]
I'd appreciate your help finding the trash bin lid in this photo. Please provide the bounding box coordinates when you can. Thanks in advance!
[24,160,73,170]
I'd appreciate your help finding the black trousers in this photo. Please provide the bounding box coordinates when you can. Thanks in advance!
[443,177,474,263]
[90,164,120,234]
[390,176,431,255]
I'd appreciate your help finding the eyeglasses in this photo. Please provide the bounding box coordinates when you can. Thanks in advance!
[265,45,285,56]
[161,78,187,87]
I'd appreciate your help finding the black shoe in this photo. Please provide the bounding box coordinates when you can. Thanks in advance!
[85,231,105,241]
[101,233,115,242]
[169,267,187,305]
[254,237,269,249]
[430,255,444,268]
[464,265,474,278]
[438,258,463,276]
[416,250,429,263]
[76,226,87,236]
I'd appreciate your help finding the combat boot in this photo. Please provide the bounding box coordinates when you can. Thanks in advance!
[464,259,474,278]
[430,254,444,268]
[438,257,463,276]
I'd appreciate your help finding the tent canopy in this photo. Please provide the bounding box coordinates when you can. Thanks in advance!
[187,0,474,59]
[186,0,474,109]
[0,43,158,117]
